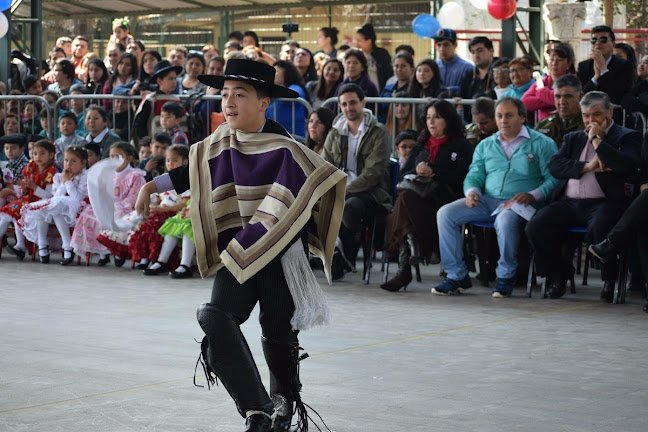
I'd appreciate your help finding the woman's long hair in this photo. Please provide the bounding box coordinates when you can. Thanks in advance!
[274,60,310,100]
[305,107,335,153]
[106,53,137,93]
[139,50,162,82]
[316,58,344,101]
[385,90,413,137]
[85,58,109,89]
[417,99,465,145]
[408,59,444,99]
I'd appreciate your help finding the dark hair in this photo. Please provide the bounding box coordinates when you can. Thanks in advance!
[395,129,418,147]
[615,42,637,66]
[273,60,309,100]
[85,142,101,157]
[393,52,414,68]
[65,145,88,164]
[469,36,494,51]
[319,27,339,46]
[138,136,152,148]
[170,45,188,57]
[591,25,615,42]
[107,52,137,91]
[471,97,495,117]
[228,30,243,41]
[209,56,225,69]
[49,46,65,61]
[343,49,368,76]
[243,31,260,47]
[69,83,88,94]
[224,41,243,51]
[397,46,416,58]
[85,58,109,86]
[129,39,146,52]
[305,107,335,151]
[168,144,189,160]
[356,23,377,48]
[73,35,89,44]
[55,58,76,81]
[507,56,533,71]
[139,50,162,81]
[408,59,444,99]
[418,100,465,143]
[161,101,184,119]
[86,104,108,122]
[153,132,173,147]
[39,108,49,118]
[549,42,574,64]
[552,74,583,93]
[110,141,137,159]
[316,58,344,100]
[59,111,79,125]
[56,36,72,46]
[108,42,126,54]
[186,51,207,69]
[294,47,318,83]
[23,75,40,91]
[491,57,510,69]
[338,83,365,101]
[338,44,350,51]
[496,96,527,119]
[33,139,56,154]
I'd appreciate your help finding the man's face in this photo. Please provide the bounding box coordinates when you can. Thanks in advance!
[554,86,583,120]
[393,57,413,83]
[495,101,526,139]
[470,43,494,69]
[151,141,169,157]
[591,31,614,59]
[472,112,498,136]
[279,44,295,61]
[106,46,120,69]
[59,117,77,136]
[4,143,23,160]
[435,40,456,62]
[582,103,613,129]
[221,80,269,133]
[159,111,179,130]
[60,41,72,57]
[339,91,365,122]
[72,39,88,59]
[168,50,185,67]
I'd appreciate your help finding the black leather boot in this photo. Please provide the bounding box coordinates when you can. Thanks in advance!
[196,303,274,431]
[261,337,305,432]
[380,241,412,292]
[407,233,422,266]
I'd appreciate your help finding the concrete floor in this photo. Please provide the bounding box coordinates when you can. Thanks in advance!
[1,253,647,432]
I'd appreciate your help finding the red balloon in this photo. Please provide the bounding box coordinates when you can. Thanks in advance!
[487,0,517,21]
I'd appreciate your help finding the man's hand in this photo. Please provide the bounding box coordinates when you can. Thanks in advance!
[582,156,610,173]
[466,191,480,208]
[135,181,157,218]
[144,158,158,172]
[586,121,606,146]
[415,162,434,178]
[512,193,536,206]
[591,47,607,79]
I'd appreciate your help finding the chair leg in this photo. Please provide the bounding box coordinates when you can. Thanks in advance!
[569,275,576,294]
[614,254,629,304]
[527,252,534,298]
[540,277,547,299]
[582,248,590,286]
[415,264,422,282]
[383,259,389,283]
[363,217,377,285]
[575,243,583,275]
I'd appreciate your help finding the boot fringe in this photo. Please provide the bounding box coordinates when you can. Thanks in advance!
[193,337,218,389]
[291,350,332,432]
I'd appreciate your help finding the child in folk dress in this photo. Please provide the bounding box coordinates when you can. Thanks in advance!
[21,147,88,264]
[0,140,57,260]
[95,142,147,266]
[70,142,144,265]
[127,145,189,269]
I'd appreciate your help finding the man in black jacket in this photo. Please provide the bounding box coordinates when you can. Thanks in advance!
[525,91,642,300]
[577,25,635,119]
[459,36,496,123]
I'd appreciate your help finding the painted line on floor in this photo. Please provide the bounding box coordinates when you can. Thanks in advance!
[0,302,596,415]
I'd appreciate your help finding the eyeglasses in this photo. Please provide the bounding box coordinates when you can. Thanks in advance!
[508,68,526,74]
[492,68,509,74]
[591,36,609,45]
[294,52,308,57]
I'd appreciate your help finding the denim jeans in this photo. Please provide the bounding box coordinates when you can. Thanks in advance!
[436,195,526,280]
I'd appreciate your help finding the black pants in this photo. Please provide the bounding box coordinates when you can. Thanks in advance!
[210,254,298,344]
[339,191,380,262]
[526,198,623,281]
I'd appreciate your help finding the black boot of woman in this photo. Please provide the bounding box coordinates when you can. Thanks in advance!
[380,240,412,291]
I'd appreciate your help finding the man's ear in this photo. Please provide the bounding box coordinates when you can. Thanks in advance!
[360,99,366,109]
[260,96,271,111]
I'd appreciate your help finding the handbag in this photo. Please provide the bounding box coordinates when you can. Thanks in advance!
[396,174,439,200]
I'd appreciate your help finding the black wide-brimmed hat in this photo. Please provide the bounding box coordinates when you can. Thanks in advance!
[149,60,183,82]
[198,58,299,99]
[0,133,27,147]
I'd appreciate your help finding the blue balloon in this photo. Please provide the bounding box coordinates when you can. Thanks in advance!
[0,0,11,11]
[412,14,441,39]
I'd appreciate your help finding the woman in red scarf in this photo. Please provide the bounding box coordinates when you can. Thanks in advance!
[382,99,474,291]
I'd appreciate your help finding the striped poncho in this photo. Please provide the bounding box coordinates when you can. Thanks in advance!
[189,123,347,284]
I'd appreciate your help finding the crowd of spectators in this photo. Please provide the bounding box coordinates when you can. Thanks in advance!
[1,20,648,312]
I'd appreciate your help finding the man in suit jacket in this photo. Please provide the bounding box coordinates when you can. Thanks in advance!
[526,91,642,300]
[577,25,635,117]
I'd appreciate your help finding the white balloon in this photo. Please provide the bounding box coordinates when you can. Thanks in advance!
[0,13,7,39]
[469,0,489,11]
[437,2,465,29]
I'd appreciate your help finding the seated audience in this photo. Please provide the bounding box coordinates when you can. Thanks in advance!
[85,142,101,168]
[523,43,574,122]
[159,102,188,146]
[1,134,29,180]
[488,57,511,99]
[434,97,559,297]
[407,59,448,124]
[322,84,391,279]
[385,91,414,138]
[501,56,535,100]
[85,105,121,158]
[526,91,641,300]
[55,111,87,164]
[621,54,648,117]
[48,58,83,96]
[393,129,417,169]
[308,58,344,110]
[314,26,339,59]
[336,49,379,108]
[355,23,393,92]
[109,97,133,141]
[139,132,171,182]
[305,107,335,155]
[68,84,87,137]
[137,137,152,165]
[464,97,498,148]
[84,58,109,104]
[379,52,414,123]
[381,100,473,292]
[103,52,137,110]
[267,60,309,138]
[535,75,585,148]
[459,36,496,108]
[293,47,318,84]
[179,52,207,95]
[434,28,473,97]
